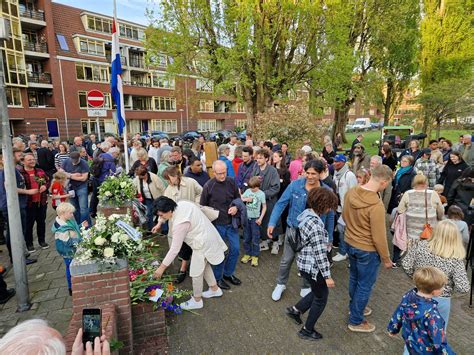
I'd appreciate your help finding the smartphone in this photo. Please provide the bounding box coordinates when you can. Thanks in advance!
[82,308,101,349]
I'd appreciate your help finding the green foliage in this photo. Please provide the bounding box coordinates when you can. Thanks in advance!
[98,175,136,208]
[109,339,124,352]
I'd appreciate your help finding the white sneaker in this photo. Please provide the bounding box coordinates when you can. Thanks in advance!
[271,284,286,301]
[202,287,223,299]
[278,234,285,246]
[333,253,348,262]
[260,240,270,251]
[180,297,203,310]
[300,288,311,297]
[271,242,279,255]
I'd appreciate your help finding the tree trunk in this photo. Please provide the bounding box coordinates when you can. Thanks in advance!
[436,117,441,139]
[384,78,393,126]
[332,106,350,143]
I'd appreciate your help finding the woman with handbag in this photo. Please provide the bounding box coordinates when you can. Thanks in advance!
[402,220,469,329]
[397,173,444,242]
[285,187,338,341]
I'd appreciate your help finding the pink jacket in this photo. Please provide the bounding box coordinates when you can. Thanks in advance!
[391,212,407,251]
[289,159,303,181]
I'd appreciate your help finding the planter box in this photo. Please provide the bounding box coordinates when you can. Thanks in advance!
[131,303,168,354]
[98,205,131,218]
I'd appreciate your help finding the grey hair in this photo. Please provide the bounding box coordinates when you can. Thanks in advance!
[212,159,227,171]
[0,319,66,354]
[463,134,472,140]
[41,140,49,148]
[12,137,23,144]
[370,155,382,165]
[101,141,111,151]
[161,150,171,161]
[218,144,229,155]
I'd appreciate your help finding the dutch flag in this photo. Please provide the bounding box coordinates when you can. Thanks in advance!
[111,18,126,135]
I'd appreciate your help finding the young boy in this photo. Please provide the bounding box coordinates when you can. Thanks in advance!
[387,266,454,354]
[433,184,447,205]
[51,202,83,296]
[240,176,267,267]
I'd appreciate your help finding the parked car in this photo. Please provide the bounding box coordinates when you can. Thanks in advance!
[345,124,355,133]
[371,122,383,130]
[352,117,372,131]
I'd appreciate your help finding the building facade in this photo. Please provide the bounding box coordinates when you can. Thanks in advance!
[1,0,247,140]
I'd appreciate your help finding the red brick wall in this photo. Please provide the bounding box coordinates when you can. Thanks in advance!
[71,269,134,354]
[131,303,168,354]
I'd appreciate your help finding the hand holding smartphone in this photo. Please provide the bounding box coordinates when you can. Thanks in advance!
[82,308,101,350]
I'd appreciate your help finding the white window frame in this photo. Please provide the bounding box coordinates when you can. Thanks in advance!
[151,119,177,133]
[197,119,217,132]
[199,99,214,113]
[78,91,111,109]
[75,62,109,83]
[6,87,22,107]
[196,78,214,92]
[235,119,247,129]
[153,96,176,112]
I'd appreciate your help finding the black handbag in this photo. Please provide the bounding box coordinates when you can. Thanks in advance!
[288,228,308,252]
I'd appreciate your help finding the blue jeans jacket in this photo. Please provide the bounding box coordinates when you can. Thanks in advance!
[269,178,335,241]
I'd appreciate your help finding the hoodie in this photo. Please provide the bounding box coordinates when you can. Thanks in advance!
[387,289,454,355]
[342,185,390,263]
[51,217,82,258]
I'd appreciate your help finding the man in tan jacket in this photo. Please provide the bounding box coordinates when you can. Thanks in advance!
[342,165,393,333]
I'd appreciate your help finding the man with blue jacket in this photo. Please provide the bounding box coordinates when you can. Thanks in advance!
[267,160,335,301]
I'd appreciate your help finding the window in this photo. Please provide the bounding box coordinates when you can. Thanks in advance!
[323,107,332,115]
[85,15,112,34]
[236,102,245,113]
[56,34,69,51]
[197,119,218,132]
[196,78,213,92]
[28,90,50,107]
[235,119,247,129]
[152,73,174,89]
[6,87,22,107]
[153,96,176,111]
[151,119,177,133]
[119,23,145,41]
[132,96,153,111]
[75,63,109,82]
[199,100,214,112]
[76,37,105,56]
[81,119,105,136]
[78,91,112,109]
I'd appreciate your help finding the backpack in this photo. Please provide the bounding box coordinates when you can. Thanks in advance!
[90,156,104,178]
[287,228,307,252]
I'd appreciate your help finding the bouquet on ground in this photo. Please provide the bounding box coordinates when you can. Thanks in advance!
[75,214,143,264]
[128,240,191,314]
[98,174,136,207]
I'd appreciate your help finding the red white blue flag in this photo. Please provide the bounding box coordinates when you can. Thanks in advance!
[111,19,125,135]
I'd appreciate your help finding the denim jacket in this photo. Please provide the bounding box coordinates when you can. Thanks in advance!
[268,178,335,241]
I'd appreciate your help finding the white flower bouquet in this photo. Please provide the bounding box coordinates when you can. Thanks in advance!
[75,214,143,264]
[98,174,136,207]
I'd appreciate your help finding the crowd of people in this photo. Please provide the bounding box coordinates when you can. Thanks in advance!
[0,129,473,351]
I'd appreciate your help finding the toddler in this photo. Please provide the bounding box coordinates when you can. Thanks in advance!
[434,184,447,205]
[240,176,267,267]
[447,205,469,247]
[387,266,454,354]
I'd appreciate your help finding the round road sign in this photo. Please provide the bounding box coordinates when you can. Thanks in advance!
[87,90,105,108]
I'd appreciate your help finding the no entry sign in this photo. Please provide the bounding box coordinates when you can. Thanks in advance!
[87,90,105,108]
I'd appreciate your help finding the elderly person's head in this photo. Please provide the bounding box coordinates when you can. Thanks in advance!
[153,196,178,221]
[108,146,120,159]
[369,155,382,169]
[161,150,171,163]
[170,146,182,162]
[136,148,149,162]
[428,220,466,259]
[12,137,25,151]
[463,134,472,144]
[0,319,66,354]
[218,144,230,158]
[400,155,414,167]
[212,160,227,182]
[352,143,365,156]
[40,140,49,148]
[73,136,82,146]
[28,140,38,150]
[101,141,111,152]
[412,173,428,189]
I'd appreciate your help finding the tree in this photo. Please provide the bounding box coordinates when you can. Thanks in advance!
[418,78,474,139]
[145,0,325,131]
[419,0,474,135]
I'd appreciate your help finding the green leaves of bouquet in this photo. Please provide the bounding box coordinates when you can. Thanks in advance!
[75,214,143,264]
[98,174,136,207]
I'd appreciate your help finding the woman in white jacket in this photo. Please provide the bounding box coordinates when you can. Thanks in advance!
[153,197,227,310]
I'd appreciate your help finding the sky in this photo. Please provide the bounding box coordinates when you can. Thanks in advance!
[53,0,156,26]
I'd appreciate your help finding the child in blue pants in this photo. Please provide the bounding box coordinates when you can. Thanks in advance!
[240,177,267,267]
[52,202,83,296]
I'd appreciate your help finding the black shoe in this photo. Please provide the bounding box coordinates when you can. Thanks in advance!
[25,258,37,265]
[223,275,241,285]
[69,288,72,296]
[298,328,323,341]
[217,279,231,290]
[25,252,31,258]
[27,245,36,253]
[175,271,186,284]
[286,306,303,325]
[0,289,16,304]
[39,242,49,250]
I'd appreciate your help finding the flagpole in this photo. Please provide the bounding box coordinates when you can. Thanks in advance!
[113,0,129,173]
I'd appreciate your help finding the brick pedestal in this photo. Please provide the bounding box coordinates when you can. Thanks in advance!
[70,259,133,354]
[131,303,168,354]
[98,205,131,218]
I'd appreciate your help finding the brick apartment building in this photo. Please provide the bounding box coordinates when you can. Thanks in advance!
[1,0,248,140]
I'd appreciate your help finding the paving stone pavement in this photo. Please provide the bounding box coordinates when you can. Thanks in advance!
[0,207,72,337]
[167,243,474,354]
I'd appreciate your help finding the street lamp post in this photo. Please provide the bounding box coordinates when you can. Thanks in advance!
[0,18,31,312]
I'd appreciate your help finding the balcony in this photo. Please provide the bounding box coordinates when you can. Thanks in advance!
[24,41,47,53]
[106,55,127,66]
[129,58,146,69]
[28,72,53,88]
[123,80,152,88]
[19,8,46,29]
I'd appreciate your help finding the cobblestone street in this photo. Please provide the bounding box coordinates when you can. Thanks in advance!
[1,209,473,354]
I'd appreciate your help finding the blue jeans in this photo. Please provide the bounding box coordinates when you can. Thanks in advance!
[70,185,91,226]
[212,224,240,280]
[144,198,154,230]
[337,223,347,255]
[433,296,451,329]
[243,218,260,257]
[64,257,72,289]
[347,245,381,325]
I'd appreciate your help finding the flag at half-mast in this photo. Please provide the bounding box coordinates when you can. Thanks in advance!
[111,18,125,135]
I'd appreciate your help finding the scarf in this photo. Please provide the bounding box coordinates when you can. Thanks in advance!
[395,166,411,182]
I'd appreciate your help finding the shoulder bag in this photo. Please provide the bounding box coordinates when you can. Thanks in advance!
[420,189,433,240]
